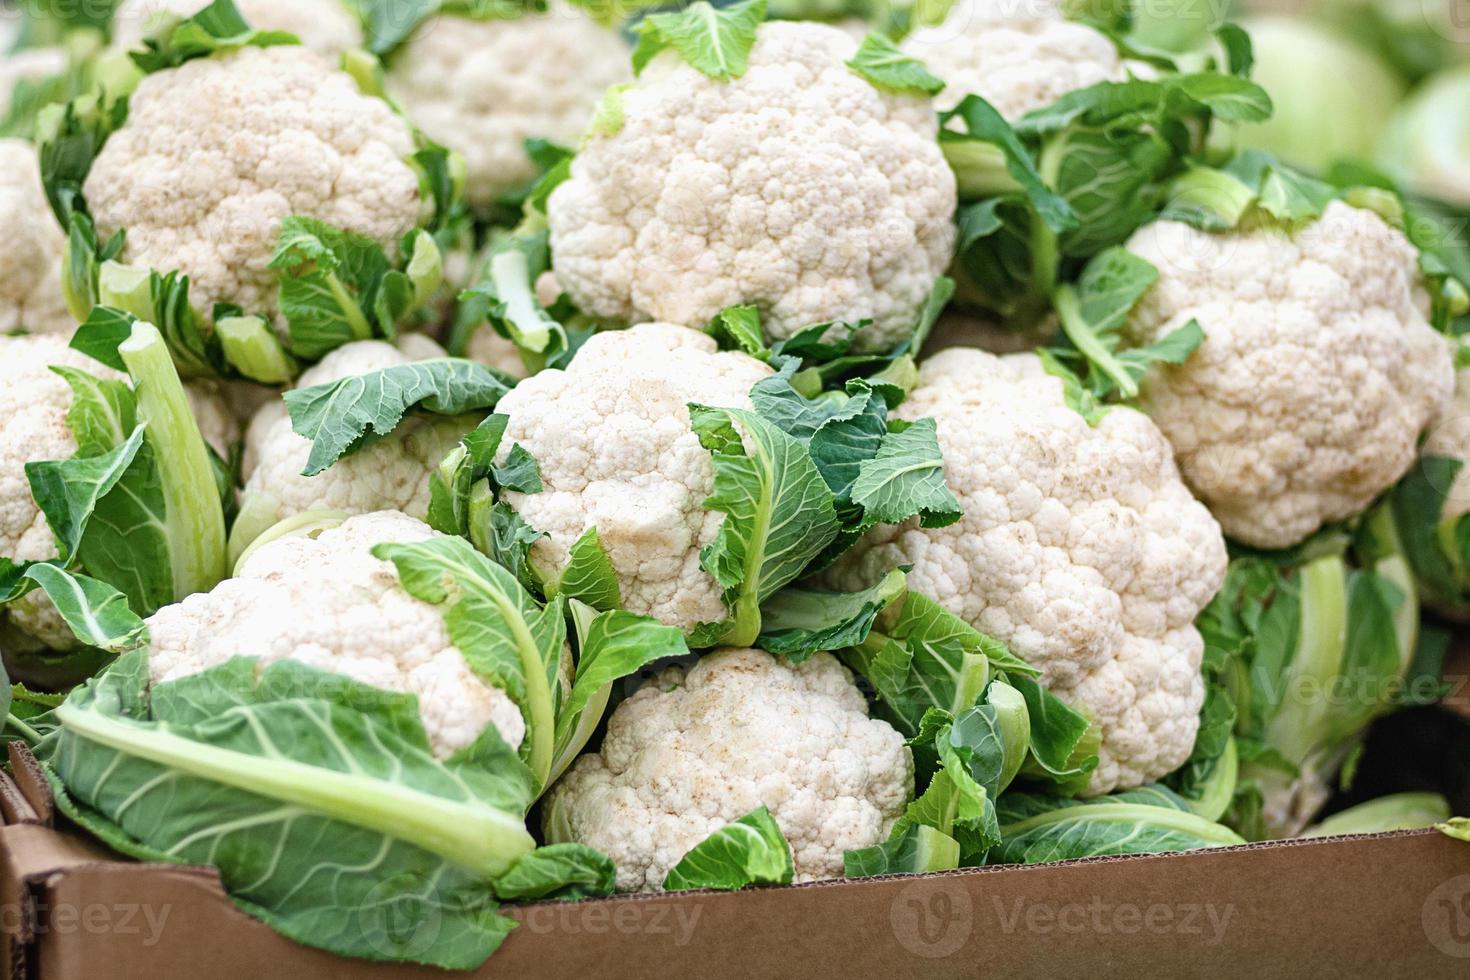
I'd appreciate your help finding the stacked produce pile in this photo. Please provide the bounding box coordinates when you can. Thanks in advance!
[0,0,1466,968]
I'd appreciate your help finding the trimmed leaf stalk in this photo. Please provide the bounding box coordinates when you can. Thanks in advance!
[54,702,537,876]
[118,321,228,600]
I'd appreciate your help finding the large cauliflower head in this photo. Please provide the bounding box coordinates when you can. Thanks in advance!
[0,139,73,335]
[83,45,423,325]
[825,349,1229,794]
[496,323,772,631]
[236,337,476,546]
[1123,200,1455,549]
[110,0,364,54]
[547,21,957,350]
[0,335,126,650]
[902,0,1127,116]
[544,647,913,892]
[147,511,525,758]
[387,7,630,210]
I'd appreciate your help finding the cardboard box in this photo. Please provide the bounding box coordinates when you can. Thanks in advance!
[4,739,1470,980]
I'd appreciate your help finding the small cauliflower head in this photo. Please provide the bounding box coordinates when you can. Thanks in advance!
[826,349,1228,794]
[1123,201,1455,549]
[0,139,73,335]
[110,0,363,55]
[496,323,772,631]
[902,0,1127,116]
[545,647,913,892]
[147,511,525,757]
[83,45,422,325]
[236,337,476,545]
[387,7,629,210]
[1422,365,1470,520]
[548,21,957,350]
[0,335,126,650]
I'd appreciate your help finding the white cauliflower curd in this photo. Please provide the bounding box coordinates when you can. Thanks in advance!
[82,44,423,325]
[495,323,773,631]
[543,647,913,892]
[387,6,630,210]
[109,0,363,55]
[826,348,1229,794]
[147,511,526,758]
[547,20,957,349]
[0,139,72,335]
[1123,200,1455,549]
[233,337,476,552]
[902,0,1127,117]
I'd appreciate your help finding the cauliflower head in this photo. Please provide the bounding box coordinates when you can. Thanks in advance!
[547,21,957,350]
[0,139,73,336]
[902,0,1126,116]
[83,45,423,325]
[1123,200,1455,549]
[387,7,630,210]
[236,337,476,545]
[147,511,526,758]
[544,647,913,892]
[0,335,127,650]
[825,349,1229,794]
[496,323,772,631]
[110,0,363,54]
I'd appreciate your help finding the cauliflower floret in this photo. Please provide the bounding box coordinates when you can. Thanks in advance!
[902,0,1126,116]
[0,336,127,649]
[0,139,73,336]
[1123,201,1455,549]
[1422,365,1470,519]
[496,323,772,631]
[548,21,956,350]
[387,7,630,210]
[147,511,526,757]
[236,337,476,542]
[826,349,1228,794]
[109,0,363,54]
[83,45,422,325]
[545,647,913,892]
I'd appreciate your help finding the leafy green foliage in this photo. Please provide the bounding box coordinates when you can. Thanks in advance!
[944,65,1270,327]
[1194,548,1427,840]
[632,0,765,81]
[687,404,840,648]
[272,218,443,360]
[457,231,574,374]
[1045,247,1204,407]
[664,807,795,891]
[4,322,226,656]
[128,0,299,74]
[283,358,510,476]
[373,536,687,795]
[989,787,1245,864]
[845,33,944,96]
[37,650,575,969]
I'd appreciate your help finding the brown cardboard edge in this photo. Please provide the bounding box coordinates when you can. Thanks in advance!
[0,755,1450,908]
[4,745,51,828]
